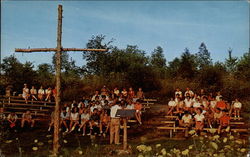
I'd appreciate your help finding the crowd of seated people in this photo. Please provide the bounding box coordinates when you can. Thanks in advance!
[21,83,56,103]
[167,88,243,136]
[47,86,145,137]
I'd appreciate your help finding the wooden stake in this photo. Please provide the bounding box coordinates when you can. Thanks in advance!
[123,118,127,150]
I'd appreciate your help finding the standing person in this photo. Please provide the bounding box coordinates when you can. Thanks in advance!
[30,86,38,101]
[232,98,242,118]
[38,86,45,101]
[22,84,29,104]
[175,88,182,99]
[110,102,121,145]
[21,110,35,128]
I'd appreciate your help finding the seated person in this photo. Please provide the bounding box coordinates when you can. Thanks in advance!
[134,99,142,125]
[100,110,110,136]
[60,107,70,132]
[48,111,54,131]
[193,98,201,109]
[22,84,29,104]
[78,109,90,136]
[89,108,101,135]
[194,108,205,134]
[180,111,193,137]
[213,108,222,127]
[38,86,45,101]
[7,112,18,129]
[232,98,242,118]
[184,88,194,98]
[175,88,182,99]
[69,107,79,132]
[167,98,177,115]
[21,110,35,128]
[136,88,145,100]
[218,109,230,134]
[30,86,38,101]
[209,97,217,110]
[215,92,222,101]
[184,96,193,111]
[45,87,52,102]
[0,107,6,121]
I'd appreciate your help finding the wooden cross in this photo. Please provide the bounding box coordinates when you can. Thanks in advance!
[15,5,106,155]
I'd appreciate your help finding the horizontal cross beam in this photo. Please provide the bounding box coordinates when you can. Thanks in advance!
[15,48,107,53]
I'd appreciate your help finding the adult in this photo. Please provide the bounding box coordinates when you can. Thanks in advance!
[110,102,121,145]
[22,84,29,104]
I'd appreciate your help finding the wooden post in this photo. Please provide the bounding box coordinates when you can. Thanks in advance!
[123,118,127,150]
[53,4,62,155]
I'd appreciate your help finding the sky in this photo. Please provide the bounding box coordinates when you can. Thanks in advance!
[1,1,249,67]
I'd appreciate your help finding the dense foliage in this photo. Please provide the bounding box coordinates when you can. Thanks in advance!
[1,35,250,101]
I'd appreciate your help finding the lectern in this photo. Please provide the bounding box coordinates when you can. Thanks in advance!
[116,109,136,150]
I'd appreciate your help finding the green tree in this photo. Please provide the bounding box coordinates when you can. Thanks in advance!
[225,48,238,73]
[150,46,166,68]
[236,49,250,80]
[196,42,212,69]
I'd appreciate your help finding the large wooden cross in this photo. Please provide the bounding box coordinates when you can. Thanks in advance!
[15,5,106,155]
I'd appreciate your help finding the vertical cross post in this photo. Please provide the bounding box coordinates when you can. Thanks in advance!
[53,4,62,155]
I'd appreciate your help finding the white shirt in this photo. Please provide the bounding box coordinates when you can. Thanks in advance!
[175,91,182,97]
[216,95,222,101]
[38,89,45,95]
[168,100,177,107]
[233,102,242,108]
[185,90,194,97]
[81,113,90,120]
[193,102,201,108]
[184,99,193,108]
[70,113,79,121]
[30,88,37,94]
[182,114,192,123]
[126,104,134,109]
[110,104,122,118]
[194,114,205,122]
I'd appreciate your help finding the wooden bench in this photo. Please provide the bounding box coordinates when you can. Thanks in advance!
[2,103,55,108]
[2,99,55,105]
[128,120,137,123]
[203,128,248,133]
[165,116,178,119]
[4,111,48,117]
[157,126,187,138]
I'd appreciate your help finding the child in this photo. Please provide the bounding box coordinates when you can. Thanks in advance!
[136,88,145,99]
[78,109,90,136]
[69,107,79,132]
[89,108,100,135]
[216,97,227,110]
[194,108,205,134]
[184,96,193,111]
[60,107,70,132]
[30,86,38,101]
[22,84,29,104]
[7,112,18,129]
[38,86,45,101]
[21,110,35,128]
[218,109,230,134]
[134,99,142,125]
[100,110,110,136]
[167,98,177,116]
[180,111,193,137]
[45,87,52,102]
[232,98,242,118]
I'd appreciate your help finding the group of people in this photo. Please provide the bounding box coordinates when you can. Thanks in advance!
[167,88,243,136]
[47,86,145,144]
[0,108,35,130]
[22,83,56,103]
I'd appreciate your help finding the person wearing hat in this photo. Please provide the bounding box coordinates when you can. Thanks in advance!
[22,84,29,104]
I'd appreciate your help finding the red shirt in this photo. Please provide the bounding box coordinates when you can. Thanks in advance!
[216,101,227,110]
[220,115,230,126]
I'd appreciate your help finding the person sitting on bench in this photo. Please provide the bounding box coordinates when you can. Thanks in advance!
[194,108,205,135]
[7,112,18,129]
[167,97,177,116]
[218,109,230,134]
[38,86,45,101]
[78,109,90,136]
[60,107,70,132]
[180,111,193,137]
[100,109,110,137]
[69,107,79,132]
[30,86,38,101]
[22,84,29,104]
[45,87,52,102]
[89,108,101,135]
[21,110,35,128]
